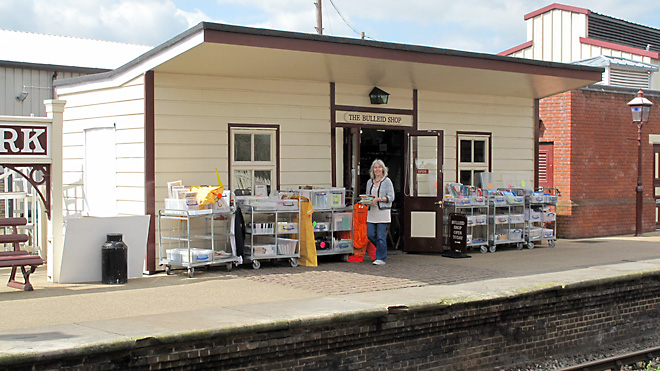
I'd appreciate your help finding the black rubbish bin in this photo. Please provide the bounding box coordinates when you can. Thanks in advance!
[102,233,127,284]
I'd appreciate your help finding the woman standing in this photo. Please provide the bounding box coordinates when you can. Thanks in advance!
[366,159,395,265]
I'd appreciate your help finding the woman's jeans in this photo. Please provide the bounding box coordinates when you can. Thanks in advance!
[366,222,389,261]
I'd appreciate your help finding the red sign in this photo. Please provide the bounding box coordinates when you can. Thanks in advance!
[416,169,429,174]
[0,123,49,158]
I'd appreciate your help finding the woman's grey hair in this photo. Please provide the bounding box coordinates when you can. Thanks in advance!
[369,159,389,179]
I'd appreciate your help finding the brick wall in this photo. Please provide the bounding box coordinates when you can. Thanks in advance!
[3,273,660,370]
[540,88,659,238]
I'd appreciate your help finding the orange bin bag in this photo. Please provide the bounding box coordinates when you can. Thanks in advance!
[348,203,371,262]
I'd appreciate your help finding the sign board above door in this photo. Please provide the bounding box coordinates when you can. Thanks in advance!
[336,111,413,127]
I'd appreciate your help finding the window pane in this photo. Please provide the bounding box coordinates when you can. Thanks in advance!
[254,170,272,195]
[474,170,485,188]
[460,140,472,163]
[254,134,271,162]
[460,170,472,185]
[234,134,251,161]
[234,170,252,194]
[474,140,486,163]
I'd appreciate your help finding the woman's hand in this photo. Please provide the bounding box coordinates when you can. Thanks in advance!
[371,197,379,205]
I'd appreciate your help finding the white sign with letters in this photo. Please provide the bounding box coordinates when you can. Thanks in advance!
[336,111,413,126]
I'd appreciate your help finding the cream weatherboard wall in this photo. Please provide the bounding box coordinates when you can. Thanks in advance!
[509,8,658,64]
[153,73,331,206]
[58,75,146,217]
[418,91,535,184]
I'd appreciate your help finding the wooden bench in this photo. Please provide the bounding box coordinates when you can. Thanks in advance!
[0,217,43,291]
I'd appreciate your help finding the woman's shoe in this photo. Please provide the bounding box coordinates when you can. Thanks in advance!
[372,260,386,265]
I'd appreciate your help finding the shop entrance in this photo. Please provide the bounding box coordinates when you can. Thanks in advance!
[343,128,405,250]
[342,128,444,252]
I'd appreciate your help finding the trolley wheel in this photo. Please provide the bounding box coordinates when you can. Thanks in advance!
[187,267,195,278]
[226,262,233,271]
[516,242,524,250]
[489,245,497,253]
[480,246,488,254]
[290,258,299,267]
[548,240,556,248]
[165,265,172,275]
[252,260,261,270]
[527,242,535,250]
[341,254,349,262]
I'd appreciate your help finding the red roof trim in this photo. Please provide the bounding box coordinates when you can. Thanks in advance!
[524,3,589,20]
[498,40,533,56]
[580,37,660,59]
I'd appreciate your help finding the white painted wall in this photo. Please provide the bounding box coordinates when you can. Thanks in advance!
[153,73,330,208]
[418,91,535,185]
[58,75,145,218]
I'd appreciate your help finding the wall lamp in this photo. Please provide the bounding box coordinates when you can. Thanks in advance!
[369,87,389,104]
[16,91,29,102]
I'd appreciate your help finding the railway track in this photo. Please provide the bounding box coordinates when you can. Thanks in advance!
[559,345,660,371]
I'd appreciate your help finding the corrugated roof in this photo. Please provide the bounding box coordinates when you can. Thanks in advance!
[0,29,153,70]
[572,55,659,71]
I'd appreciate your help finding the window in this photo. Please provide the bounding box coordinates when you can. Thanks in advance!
[457,134,489,187]
[230,128,277,195]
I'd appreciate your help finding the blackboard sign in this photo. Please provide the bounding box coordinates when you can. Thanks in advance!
[449,213,467,253]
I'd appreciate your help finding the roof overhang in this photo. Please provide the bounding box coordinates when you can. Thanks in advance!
[56,22,603,99]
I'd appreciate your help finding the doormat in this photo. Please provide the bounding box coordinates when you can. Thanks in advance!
[441,250,471,259]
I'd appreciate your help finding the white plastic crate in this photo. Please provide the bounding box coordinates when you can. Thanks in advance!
[251,244,277,257]
[506,195,524,205]
[469,196,486,206]
[329,187,346,208]
[510,214,525,224]
[277,238,298,255]
[474,214,487,225]
[334,239,352,250]
[333,212,353,231]
[492,196,507,206]
[543,212,556,221]
[277,199,299,211]
[494,215,509,224]
[277,222,298,234]
[313,222,330,232]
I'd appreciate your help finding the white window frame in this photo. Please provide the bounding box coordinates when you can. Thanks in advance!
[457,134,489,187]
[230,127,277,195]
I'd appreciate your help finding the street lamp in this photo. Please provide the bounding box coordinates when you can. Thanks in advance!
[627,89,653,236]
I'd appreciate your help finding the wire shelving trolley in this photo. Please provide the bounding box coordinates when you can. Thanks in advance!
[158,207,239,278]
[239,193,301,270]
[444,193,489,254]
[525,188,559,249]
[487,191,526,252]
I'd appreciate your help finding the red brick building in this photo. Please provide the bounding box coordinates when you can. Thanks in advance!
[502,4,660,237]
[539,86,659,237]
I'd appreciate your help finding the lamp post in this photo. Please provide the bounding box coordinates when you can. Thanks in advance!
[627,89,653,236]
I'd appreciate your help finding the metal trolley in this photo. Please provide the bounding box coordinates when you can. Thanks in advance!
[240,195,301,270]
[158,208,239,278]
[487,192,526,252]
[525,188,559,249]
[444,196,489,254]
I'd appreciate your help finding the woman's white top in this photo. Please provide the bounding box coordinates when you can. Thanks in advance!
[367,183,391,223]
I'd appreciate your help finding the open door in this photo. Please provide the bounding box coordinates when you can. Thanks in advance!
[403,130,443,253]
